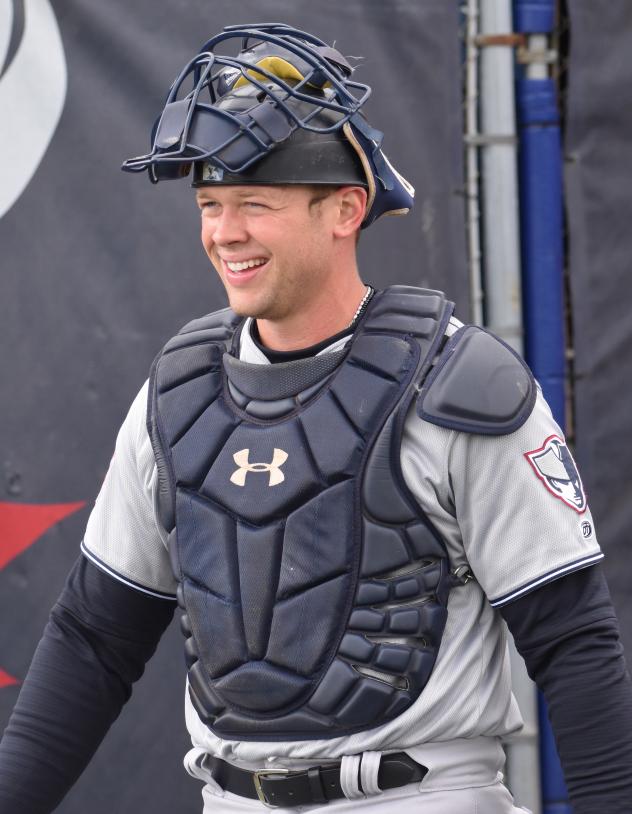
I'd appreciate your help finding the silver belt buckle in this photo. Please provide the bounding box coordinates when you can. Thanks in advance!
[253,768,291,808]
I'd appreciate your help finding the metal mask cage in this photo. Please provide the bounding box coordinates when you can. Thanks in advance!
[121,23,372,181]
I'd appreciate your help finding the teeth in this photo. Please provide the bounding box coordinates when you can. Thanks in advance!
[225,258,267,272]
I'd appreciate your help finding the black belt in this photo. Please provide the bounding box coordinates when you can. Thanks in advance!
[208,752,427,808]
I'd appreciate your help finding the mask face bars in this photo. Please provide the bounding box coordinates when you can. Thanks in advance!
[120,23,415,227]
[120,24,372,181]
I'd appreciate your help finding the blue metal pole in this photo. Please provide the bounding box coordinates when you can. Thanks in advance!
[514,0,556,32]
[513,2,571,813]
[516,77,566,425]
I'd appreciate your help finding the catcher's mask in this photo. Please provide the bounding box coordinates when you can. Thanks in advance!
[121,23,414,228]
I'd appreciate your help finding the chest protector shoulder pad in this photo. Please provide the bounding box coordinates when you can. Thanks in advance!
[417,325,536,435]
[148,287,455,741]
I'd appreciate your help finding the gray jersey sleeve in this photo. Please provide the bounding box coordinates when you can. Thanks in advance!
[401,386,603,607]
[81,381,177,599]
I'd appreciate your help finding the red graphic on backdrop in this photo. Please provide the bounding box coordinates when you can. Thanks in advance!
[0,501,86,686]
[0,669,19,689]
[0,501,85,569]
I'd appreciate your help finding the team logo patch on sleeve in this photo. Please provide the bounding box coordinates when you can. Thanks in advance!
[525,434,587,513]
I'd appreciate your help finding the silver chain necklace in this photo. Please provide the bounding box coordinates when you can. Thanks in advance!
[348,285,373,328]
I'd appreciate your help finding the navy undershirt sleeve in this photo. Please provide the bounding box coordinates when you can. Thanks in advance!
[501,563,632,814]
[0,554,175,814]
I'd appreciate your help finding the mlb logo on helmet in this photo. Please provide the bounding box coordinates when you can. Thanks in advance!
[202,163,224,182]
[525,434,587,513]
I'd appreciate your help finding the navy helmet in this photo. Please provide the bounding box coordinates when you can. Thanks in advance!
[122,23,414,228]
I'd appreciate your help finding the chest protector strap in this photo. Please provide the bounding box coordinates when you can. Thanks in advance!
[148,286,455,741]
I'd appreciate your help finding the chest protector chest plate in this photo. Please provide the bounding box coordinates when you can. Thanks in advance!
[149,286,454,740]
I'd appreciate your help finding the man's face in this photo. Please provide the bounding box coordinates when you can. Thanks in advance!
[196,184,338,321]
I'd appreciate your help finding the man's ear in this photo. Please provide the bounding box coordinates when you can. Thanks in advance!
[332,186,367,238]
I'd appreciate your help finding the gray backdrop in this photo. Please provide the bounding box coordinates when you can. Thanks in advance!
[565,0,632,659]
[0,2,466,810]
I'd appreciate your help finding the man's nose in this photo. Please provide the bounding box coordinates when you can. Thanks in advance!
[211,208,248,244]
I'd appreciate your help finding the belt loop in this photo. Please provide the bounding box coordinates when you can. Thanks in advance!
[360,751,383,796]
[340,754,364,799]
[307,767,327,805]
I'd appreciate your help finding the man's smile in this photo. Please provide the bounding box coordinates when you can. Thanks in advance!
[220,255,270,285]
[224,257,268,272]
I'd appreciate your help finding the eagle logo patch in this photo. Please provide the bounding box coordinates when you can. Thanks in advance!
[525,435,587,514]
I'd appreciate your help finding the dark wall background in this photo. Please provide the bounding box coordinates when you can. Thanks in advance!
[565,1,632,660]
[0,2,466,811]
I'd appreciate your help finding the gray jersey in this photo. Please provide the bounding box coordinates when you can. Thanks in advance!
[82,317,602,764]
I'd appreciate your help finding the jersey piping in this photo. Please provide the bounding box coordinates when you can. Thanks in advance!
[488,551,604,607]
[80,541,177,601]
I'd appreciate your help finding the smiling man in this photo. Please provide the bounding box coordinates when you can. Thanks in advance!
[196,183,368,348]
[1,22,632,814]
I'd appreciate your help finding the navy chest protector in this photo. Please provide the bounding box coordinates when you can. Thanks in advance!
[148,286,457,741]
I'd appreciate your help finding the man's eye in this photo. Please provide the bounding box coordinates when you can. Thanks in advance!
[245,201,266,209]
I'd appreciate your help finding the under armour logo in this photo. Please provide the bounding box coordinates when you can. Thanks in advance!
[230,448,288,487]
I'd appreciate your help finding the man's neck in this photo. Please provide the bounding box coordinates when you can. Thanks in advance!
[249,319,355,364]
[255,278,369,352]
